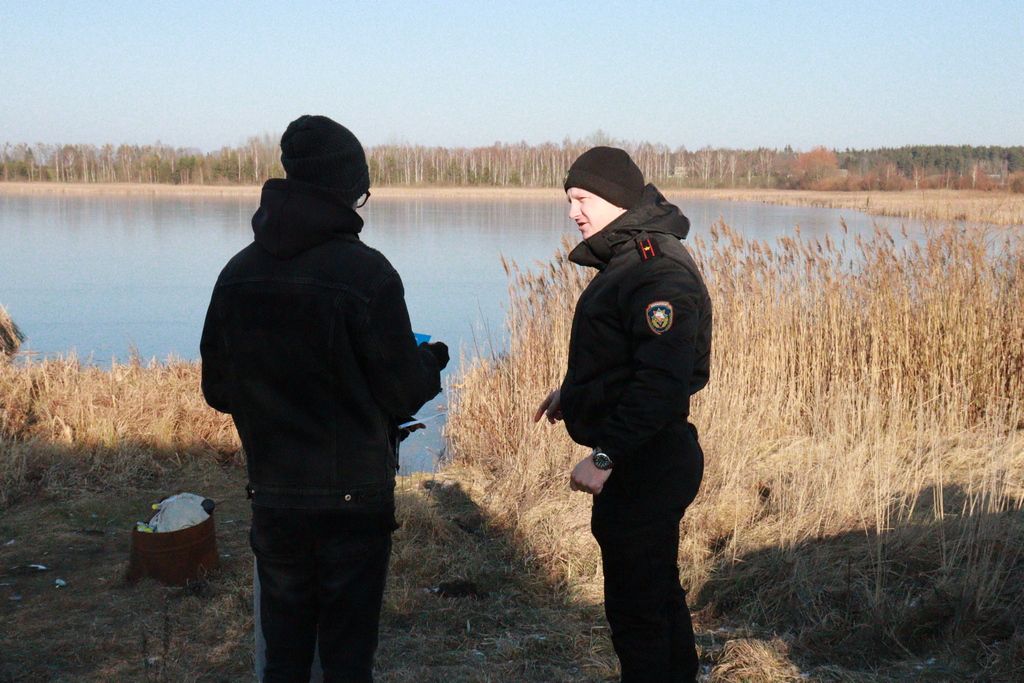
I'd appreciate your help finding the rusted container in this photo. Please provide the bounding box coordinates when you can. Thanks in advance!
[127,514,219,585]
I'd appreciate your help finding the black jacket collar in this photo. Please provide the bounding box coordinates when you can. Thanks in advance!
[252,178,364,259]
[568,184,690,270]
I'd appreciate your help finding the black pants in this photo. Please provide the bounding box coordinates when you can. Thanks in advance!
[251,506,393,683]
[591,422,704,683]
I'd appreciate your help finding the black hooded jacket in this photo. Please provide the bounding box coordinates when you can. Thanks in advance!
[201,179,442,510]
[559,185,712,463]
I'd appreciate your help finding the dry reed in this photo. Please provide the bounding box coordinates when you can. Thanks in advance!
[710,638,802,682]
[0,357,238,507]
[446,221,1024,678]
[668,188,1024,227]
[0,304,23,357]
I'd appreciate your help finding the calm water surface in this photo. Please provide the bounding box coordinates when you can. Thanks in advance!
[0,191,928,469]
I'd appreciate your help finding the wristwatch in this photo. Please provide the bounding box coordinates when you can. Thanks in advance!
[591,448,614,470]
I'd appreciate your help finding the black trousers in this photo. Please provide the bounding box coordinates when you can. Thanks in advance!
[591,422,704,683]
[251,506,393,683]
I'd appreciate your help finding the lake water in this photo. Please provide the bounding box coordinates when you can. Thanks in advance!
[0,190,927,470]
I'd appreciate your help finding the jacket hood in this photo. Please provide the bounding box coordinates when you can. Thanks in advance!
[251,178,364,259]
[568,184,690,268]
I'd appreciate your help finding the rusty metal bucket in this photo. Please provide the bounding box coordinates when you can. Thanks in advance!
[127,514,219,585]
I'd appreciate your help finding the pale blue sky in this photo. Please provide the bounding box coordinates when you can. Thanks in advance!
[2,1,1021,150]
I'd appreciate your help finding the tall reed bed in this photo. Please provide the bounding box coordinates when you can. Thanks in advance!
[446,222,1024,677]
[0,357,237,507]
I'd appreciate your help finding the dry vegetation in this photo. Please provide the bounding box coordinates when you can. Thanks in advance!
[0,356,239,509]
[0,460,624,681]
[669,188,1024,227]
[0,306,22,358]
[0,358,623,681]
[447,221,1024,681]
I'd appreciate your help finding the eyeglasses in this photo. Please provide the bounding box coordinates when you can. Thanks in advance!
[355,191,371,209]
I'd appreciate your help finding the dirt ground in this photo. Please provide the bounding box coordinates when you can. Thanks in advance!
[2,456,977,682]
[0,460,626,682]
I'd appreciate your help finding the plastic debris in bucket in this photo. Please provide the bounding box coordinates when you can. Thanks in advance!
[127,493,219,586]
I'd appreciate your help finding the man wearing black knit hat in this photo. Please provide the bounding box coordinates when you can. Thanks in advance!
[201,114,448,682]
[535,146,712,682]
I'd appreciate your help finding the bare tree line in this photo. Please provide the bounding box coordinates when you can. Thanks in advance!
[0,135,282,185]
[2,134,1022,191]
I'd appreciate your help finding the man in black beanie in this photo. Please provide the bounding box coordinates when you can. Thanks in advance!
[201,114,449,682]
[535,146,712,682]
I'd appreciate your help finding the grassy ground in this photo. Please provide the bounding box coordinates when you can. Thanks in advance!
[8,443,957,683]
[0,354,623,681]
[1,355,933,682]
[0,452,624,682]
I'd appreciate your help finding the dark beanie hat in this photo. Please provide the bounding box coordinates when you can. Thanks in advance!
[563,146,645,209]
[280,115,370,201]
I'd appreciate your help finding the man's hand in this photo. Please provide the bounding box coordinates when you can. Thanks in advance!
[569,455,612,495]
[533,389,563,424]
[397,420,426,442]
[421,341,450,370]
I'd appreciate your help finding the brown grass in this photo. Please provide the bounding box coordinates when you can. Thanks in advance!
[0,356,238,508]
[0,358,623,680]
[0,461,623,681]
[666,188,1024,227]
[0,306,23,358]
[710,638,801,682]
[446,221,1024,680]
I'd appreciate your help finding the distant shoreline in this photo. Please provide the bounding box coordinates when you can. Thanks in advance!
[1,182,1021,224]
[0,182,563,201]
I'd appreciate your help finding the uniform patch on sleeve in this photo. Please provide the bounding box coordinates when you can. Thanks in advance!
[645,301,674,334]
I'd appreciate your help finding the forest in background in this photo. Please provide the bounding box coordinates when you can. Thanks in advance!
[3,133,1023,192]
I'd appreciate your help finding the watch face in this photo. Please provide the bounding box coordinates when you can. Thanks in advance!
[593,451,613,470]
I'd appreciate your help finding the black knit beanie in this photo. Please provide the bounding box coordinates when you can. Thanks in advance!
[563,146,645,210]
[280,115,370,202]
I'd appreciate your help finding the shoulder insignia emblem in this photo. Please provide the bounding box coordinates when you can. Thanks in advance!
[645,301,673,334]
[636,237,658,261]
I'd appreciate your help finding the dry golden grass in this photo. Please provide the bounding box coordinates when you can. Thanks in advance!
[0,305,22,357]
[0,356,621,680]
[710,638,802,682]
[0,356,238,508]
[667,188,1024,226]
[446,221,1024,680]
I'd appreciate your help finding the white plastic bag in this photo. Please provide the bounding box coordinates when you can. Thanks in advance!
[148,493,213,533]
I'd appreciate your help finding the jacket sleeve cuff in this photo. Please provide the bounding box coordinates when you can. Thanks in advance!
[599,442,625,466]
